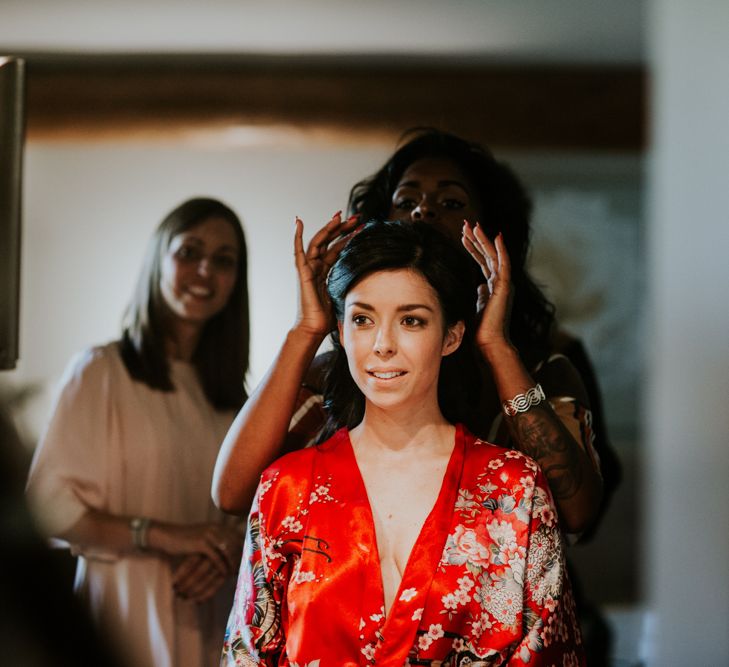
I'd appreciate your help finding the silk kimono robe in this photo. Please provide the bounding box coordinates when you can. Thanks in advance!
[222,425,584,666]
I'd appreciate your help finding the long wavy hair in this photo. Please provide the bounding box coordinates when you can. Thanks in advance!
[348,127,555,367]
[322,220,482,436]
[119,197,249,410]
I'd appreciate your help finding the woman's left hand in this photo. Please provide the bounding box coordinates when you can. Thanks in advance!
[461,222,514,353]
[172,554,228,603]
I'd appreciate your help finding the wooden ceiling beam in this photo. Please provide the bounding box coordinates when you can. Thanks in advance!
[23,54,646,150]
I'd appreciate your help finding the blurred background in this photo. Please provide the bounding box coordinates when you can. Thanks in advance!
[1,1,727,665]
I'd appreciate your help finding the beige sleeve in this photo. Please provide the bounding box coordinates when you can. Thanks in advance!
[26,347,113,538]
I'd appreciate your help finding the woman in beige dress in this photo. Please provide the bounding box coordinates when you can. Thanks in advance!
[27,197,249,667]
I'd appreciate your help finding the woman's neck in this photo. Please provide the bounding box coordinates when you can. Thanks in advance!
[164,320,202,361]
[349,401,454,457]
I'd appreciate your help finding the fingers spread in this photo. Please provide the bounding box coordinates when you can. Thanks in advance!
[305,211,343,256]
[462,222,492,279]
[294,217,306,263]
[494,232,511,278]
[341,213,361,233]
[473,223,498,267]
[461,233,483,267]
[322,227,357,265]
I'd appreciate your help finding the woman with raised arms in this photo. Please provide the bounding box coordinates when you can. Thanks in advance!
[213,130,613,542]
[220,219,583,665]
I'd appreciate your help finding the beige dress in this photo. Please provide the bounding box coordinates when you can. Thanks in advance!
[26,343,238,667]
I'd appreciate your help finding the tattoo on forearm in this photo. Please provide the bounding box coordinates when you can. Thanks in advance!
[509,406,583,500]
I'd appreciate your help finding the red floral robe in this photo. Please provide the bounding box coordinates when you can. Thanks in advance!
[221,425,584,666]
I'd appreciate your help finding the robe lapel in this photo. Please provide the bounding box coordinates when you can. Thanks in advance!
[373,425,466,665]
[299,429,385,663]
[301,426,466,666]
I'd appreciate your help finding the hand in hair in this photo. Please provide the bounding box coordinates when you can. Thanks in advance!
[213,212,360,515]
[463,220,603,533]
[461,221,514,354]
[294,212,361,337]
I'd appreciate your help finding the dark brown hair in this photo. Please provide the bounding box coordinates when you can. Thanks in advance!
[119,197,249,410]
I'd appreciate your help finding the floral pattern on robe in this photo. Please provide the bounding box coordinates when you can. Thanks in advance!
[222,425,584,666]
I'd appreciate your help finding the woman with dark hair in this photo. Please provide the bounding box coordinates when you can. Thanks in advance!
[321,220,482,438]
[350,127,552,368]
[349,128,620,533]
[27,197,250,667]
[214,129,615,539]
[221,220,584,665]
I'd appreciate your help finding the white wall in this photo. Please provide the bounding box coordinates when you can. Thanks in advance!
[645,0,729,663]
[6,136,390,436]
[0,0,643,63]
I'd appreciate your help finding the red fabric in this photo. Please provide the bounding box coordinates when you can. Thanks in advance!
[222,426,584,666]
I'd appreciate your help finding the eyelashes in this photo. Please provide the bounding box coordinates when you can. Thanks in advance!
[350,315,427,328]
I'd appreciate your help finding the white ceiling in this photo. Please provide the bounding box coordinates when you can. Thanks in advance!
[1,0,644,64]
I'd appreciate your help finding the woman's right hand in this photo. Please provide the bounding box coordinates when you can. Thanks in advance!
[293,212,360,337]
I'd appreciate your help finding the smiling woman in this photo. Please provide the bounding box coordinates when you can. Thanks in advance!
[159,216,241,353]
[120,198,249,404]
[26,197,250,667]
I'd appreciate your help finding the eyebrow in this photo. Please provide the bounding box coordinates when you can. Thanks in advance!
[395,179,470,193]
[179,236,238,254]
[348,301,435,313]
